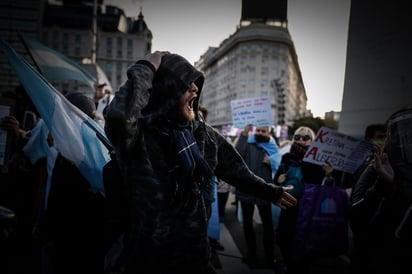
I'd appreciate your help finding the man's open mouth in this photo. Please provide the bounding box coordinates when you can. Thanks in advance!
[188,97,196,110]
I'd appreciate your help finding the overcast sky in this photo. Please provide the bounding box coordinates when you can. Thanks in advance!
[105,0,351,118]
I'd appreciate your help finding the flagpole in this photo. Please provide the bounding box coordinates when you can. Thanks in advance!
[17,31,45,75]
[92,0,97,64]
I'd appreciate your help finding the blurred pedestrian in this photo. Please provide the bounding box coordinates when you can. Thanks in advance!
[349,107,412,274]
[235,124,282,267]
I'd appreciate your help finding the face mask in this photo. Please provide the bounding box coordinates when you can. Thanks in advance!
[290,142,309,160]
[371,138,385,147]
[254,134,270,143]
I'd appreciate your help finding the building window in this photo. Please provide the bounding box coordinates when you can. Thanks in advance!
[106,63,113,73]
[261,79,268,88]
[74,47,81,56]
[106,37,112,48]
[117,37,123,48]
[52,31,59,42]
[127,39,133,49]
[75,34,81,44]
[62,44,69,54]
[42,32,49,43]
[63,33,69,44]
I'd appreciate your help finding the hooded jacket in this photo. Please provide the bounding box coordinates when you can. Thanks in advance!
[103,54,284,273]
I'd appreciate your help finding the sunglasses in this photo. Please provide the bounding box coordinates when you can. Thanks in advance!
[294,134,311,141]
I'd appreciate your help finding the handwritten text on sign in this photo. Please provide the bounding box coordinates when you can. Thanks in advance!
[303,126,374,174]
[230,96,273,128]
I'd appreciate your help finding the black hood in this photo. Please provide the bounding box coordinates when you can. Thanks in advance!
[142,54,204,123]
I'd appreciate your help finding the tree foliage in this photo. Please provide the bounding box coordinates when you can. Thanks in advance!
[289,116,339,137]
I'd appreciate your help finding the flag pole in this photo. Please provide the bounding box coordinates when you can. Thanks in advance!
[92,0,97,64]
[17,31,45,76]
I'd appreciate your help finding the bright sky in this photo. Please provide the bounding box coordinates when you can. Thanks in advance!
[105,0,351,118]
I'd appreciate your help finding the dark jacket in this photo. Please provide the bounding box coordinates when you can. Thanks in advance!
[235,133,274,205]
[349,163,412,274]
[103,54,284,273]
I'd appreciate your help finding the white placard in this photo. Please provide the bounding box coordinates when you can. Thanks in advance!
[230,96,273,128]
[303,126,374,174]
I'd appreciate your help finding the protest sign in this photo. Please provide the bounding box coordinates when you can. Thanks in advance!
[303,126,374,174]
[230,96,273,128]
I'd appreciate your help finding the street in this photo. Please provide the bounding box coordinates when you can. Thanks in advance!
[214,193,352,274]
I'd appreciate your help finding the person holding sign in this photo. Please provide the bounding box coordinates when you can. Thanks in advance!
[274,126,335,274]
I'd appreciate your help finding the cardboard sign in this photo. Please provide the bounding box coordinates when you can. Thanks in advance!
[230,96,273,128]
[303,126,374,174]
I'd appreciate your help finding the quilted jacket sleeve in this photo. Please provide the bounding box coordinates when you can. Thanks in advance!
[103,62,155,154]
[211,127,284,204]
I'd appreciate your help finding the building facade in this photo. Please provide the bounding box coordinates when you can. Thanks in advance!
[0,0,44,94]
[196,0,309,128]
[0,0,151,96]
[39,1,152,96]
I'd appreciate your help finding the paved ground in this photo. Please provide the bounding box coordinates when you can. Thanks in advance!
[213,193,352,274]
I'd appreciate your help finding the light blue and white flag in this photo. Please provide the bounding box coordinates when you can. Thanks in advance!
[208,178,220,240]
[21,35,97,91]
[0,39,110,193]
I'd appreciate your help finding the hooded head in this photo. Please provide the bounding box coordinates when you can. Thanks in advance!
[142,54,204,124]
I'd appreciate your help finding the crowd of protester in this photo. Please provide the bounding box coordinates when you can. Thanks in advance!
[1,50,411,274]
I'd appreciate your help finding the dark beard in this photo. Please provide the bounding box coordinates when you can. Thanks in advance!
[254,134,270,143]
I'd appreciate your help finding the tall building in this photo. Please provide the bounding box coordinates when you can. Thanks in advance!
[338,0,412,137]
[39,0,152,95]
[196,0,309,128]
[0,0,44,94]
[0,0,151,96]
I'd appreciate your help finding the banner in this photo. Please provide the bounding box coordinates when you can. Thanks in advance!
[230,96,273,128]
[303,126,374,174]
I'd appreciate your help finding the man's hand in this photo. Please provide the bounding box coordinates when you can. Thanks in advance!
[277,186,297,209]
[147,51,170,70]
[0,115,25,137]
[243,124,253,136]
[93,83,107,104]
[374,152,395,183]
[277,173,287,184]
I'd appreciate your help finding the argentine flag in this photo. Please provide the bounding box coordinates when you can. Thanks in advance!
[21,35,97,91]
[0,39,110,193]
